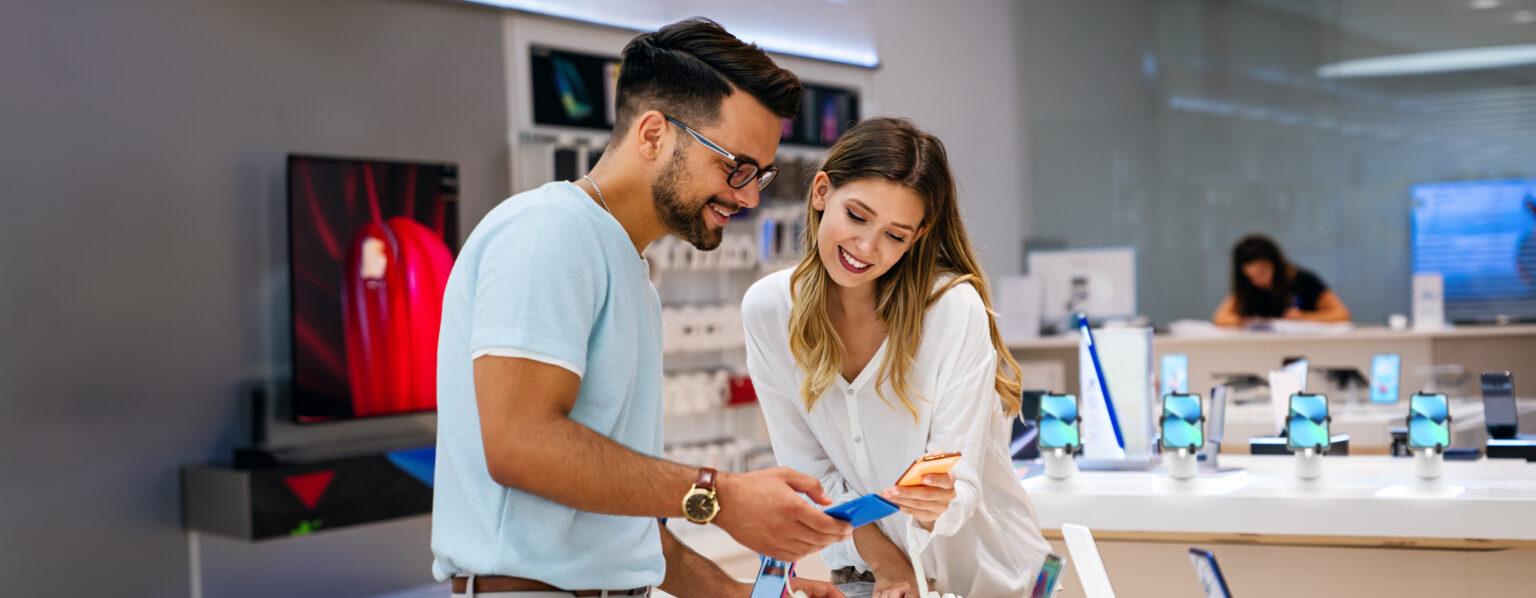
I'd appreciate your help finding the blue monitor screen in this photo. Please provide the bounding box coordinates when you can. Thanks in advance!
[1287,394,1330,451]
[1409,393,1451,450]
[1161,393,1204,450]
[1411,179,1536,323]
[1039,394,1080,449]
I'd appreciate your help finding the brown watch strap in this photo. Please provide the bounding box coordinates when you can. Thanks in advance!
[695,467,717,492]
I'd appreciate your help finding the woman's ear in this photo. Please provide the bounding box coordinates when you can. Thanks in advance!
[810,171,831,211]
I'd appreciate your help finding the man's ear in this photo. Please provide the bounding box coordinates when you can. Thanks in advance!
[631,110,669,161]
[810,171,831,211]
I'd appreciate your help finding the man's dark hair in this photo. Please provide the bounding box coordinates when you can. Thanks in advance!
[611,17,802,144]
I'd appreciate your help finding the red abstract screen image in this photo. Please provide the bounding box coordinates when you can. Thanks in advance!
[287,155,459,422]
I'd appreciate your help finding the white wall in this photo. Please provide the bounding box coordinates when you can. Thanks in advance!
[868,0,1032,277]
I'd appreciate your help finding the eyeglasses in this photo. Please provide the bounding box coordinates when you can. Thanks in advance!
[664,115,779,191]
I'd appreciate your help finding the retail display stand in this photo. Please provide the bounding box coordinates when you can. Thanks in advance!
[1294,447,1323,480]
[1413,447,1444,480]
[181,447,434,540]
[1043,447,1079,480]
[1166,447,1198,480]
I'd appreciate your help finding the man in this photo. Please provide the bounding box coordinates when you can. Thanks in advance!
[431,17,852,597]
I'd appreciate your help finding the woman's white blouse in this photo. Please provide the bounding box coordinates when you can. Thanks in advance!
[742,269,1053,596]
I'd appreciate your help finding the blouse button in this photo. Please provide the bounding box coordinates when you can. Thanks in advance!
[854,436,863,444]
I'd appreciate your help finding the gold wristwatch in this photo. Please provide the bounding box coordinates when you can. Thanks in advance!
[681,467,720,524]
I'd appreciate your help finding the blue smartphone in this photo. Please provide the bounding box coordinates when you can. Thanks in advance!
[1408,392,1451,450]
[1370,353,1401,404]
[751,556,794,598]
[1161,393,1205,451]
[1286,393,1331,452]
[1161,354,1189,397]
[824,493,899,528]
[1038,393,1081,451]
[1187,548,1233,598]
[1028,554,1065,598]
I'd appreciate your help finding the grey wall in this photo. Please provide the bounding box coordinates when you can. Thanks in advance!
[0,0,508,595]
[1021,0,1536,326]
[869,0,1033,277]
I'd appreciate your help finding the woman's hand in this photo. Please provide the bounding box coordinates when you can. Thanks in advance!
[880,472,956,531]
[872,576,918,598]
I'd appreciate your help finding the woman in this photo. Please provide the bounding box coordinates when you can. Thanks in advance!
[742,118,1052,597]
[1212,234,1351,327]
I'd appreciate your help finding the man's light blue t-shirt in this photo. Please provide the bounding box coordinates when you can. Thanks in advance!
[431,181,665,589]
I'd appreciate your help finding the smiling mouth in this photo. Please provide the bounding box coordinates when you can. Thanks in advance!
[837,246,872,274]
[706,199,737,226]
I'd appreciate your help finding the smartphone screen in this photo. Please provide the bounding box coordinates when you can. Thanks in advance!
[1161,354,1189,397]
[1408,393,1451,450]
[1038,393,1080,450]
[1188,548,1233,598]
[1370,353,1401,404]
[1287,393,1330,451]
[1482,372,1518,437]
[1029,554,1065,598]
[1161,393,1204,451]
[750,557,792,598]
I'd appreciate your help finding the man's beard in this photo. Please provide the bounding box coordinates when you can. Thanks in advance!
[651,153,726,251]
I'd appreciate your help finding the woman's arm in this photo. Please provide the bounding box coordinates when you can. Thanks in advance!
[850,525,918,590]
[1212,294,1245,327]
[1295,290,1351,323]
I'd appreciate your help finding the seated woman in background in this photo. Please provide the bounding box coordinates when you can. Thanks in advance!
[1212,234,1351,327]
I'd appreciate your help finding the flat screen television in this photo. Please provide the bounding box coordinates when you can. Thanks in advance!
[287,155,459,422]
[1411,178,1536,324]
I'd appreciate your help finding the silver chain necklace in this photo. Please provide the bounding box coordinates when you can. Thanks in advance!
[581,175,612,214]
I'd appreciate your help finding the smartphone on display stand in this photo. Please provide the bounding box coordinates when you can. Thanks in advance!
[1370,353,1401,404]
[1408,392,1451,451]
[1187,548,1233,598]
[1160,393,1205,453]
[1161,354,1189,397]
[1482,371,1519,440]
[1286,393,1331,452]
[1038,393,1082,452]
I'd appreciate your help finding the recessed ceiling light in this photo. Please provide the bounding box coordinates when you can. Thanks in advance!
[1470,0,1502,9]
[1514,9,1536,23]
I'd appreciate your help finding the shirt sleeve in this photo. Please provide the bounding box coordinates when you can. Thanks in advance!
[1293,269,1329,311]
[468,204,607,377]
[904,284,999,554]
[741,278,866,567]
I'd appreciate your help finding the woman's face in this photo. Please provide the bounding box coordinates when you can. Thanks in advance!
[1243,259,1275,290]
[810,172,926,292]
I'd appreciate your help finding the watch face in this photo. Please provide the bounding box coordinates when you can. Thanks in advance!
[684,492,716,520]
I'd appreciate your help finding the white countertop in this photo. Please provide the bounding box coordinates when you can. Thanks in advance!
[1007,323,1536,351]
[1022,454,1536,546]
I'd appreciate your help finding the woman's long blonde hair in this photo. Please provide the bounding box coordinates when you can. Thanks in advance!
[787,117,1023,420]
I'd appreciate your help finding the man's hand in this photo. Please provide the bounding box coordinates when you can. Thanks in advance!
[712,468,852,561]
